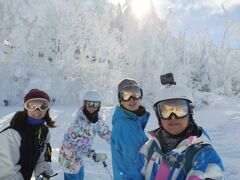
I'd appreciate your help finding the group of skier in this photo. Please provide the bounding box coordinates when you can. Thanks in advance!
[0,73,225,180]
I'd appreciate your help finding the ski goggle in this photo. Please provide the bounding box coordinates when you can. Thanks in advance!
[24,98,50,112]
[119,86,143,102]
[155,99,190,120]
[84,101,101,109]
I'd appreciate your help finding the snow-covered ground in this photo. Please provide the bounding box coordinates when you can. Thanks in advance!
[0,96,240,179]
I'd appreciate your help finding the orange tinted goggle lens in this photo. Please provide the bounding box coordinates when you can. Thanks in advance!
[24,98,50,111]
[157,99,189,119]
[120,86,142,101]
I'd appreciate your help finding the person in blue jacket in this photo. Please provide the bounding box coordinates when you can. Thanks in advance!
[111,78,150,180]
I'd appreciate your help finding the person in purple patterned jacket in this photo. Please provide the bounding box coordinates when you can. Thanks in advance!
[59,90,111,180]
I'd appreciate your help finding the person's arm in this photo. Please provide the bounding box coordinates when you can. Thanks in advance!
[128,138,160,180]
[111,127,128,180]
[113,123,146,179]
[127,147,146,180]
[0,129,24,180]
[97,117,111,143]
[186,146,225,180]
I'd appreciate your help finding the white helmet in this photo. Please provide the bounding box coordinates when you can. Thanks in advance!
[153,85,193,106]
[83,90,102,102]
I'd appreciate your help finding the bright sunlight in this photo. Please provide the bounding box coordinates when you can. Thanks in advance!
[130,0,151,18]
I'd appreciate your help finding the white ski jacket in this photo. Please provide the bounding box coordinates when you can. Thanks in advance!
[0,128,52,179]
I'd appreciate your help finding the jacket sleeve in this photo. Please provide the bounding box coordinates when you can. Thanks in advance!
[130,139,158,180]
[0,129,24,180]
[186,146,225,180]
[127,150,145,180]
[96,117,111,144]
[111,127,128,180]
[61,110,83,149]
[34,132,54,177]
[111,121,147,180]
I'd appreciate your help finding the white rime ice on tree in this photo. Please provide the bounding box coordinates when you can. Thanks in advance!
[0,0,239,106]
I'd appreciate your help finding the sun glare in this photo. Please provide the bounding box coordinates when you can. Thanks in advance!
[130,0,151,18]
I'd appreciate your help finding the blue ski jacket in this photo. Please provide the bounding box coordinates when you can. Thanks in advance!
[111,105,150,180]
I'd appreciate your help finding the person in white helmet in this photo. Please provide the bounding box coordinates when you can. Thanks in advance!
[133,73,224,180]
[59,90,111,180]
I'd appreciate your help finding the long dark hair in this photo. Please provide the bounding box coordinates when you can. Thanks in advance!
[11,110,56,128]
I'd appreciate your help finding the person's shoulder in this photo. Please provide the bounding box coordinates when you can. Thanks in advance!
[145,110,150,116]
[112,105,123,115]
[198,127,212,141]
[112,106,130,124]
[97,113,104,121]
[141,110,150,120]
[146,137,160,148]
[76,107,84,116]
[0,127,21,140]
[147,128,159,138]
[1,127,16,133]
[74,108,87,121]
[139,137,160,157]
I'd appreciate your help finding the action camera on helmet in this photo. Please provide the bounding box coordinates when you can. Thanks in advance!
[160,73,176,86]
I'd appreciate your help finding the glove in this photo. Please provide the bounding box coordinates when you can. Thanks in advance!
[87,149,95,158]
[36,171,58,180]
[92,153,107,162]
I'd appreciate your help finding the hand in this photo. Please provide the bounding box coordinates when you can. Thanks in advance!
[92,153,107,162]
[37,171,58,180]
[87,149,95,158]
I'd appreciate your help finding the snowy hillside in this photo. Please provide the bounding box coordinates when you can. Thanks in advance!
[0,0,240,179]
[1,0,240,106]
[0,95,240,179]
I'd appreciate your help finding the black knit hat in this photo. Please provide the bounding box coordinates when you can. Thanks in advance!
[24,89,50,103]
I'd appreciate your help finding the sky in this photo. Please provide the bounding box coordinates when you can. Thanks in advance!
[108,0,240,48]
[0,95,240,179]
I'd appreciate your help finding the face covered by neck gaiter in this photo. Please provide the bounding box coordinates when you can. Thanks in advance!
[83,107,99,123]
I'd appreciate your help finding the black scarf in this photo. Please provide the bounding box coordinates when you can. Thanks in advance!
[83,108,99,123]
[7,118,49,180]
[156,121,201,153]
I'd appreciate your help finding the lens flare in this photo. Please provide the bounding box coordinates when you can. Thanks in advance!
[130,0,151,18]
